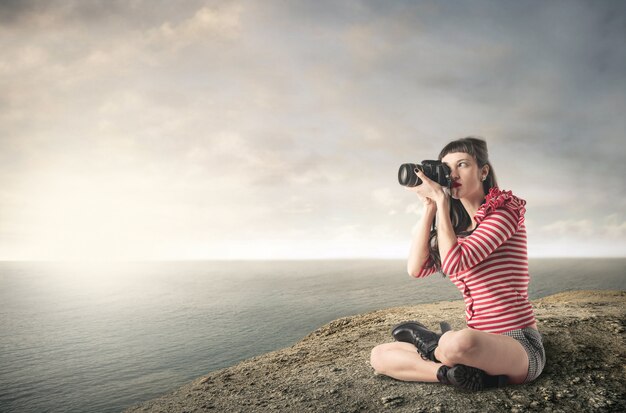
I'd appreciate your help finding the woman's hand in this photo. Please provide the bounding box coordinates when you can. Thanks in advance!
[405,169,447,206]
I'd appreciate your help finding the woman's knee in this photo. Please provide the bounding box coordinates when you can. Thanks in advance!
[370,343,390,373]
[437,329,479,365]
[370,342,402,373]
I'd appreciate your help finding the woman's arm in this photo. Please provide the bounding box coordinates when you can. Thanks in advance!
[434,195,457,265]
[441,207,521,276]
[407,203,437,277]
[405,169,451,277]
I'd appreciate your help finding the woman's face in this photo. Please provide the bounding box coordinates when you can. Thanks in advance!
[441,152,488,200]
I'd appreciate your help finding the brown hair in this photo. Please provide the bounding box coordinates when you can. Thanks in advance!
[427,137,498,275]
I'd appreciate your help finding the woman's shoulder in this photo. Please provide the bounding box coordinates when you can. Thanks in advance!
[474,187,527,227]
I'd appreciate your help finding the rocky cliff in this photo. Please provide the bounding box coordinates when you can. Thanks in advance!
[125,290,625,412]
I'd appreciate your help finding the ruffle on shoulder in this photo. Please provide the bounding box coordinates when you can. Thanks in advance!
[474,187,527,228]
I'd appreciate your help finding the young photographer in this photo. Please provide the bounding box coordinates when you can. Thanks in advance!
[370,137,545,391]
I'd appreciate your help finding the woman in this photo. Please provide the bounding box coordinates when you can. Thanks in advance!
[370,137,545,391]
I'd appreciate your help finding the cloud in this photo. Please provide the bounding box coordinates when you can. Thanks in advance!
[371,187,401,208]
[145,4,242,50]
[540,219,595,237]
[0,0,625,259]
[539,215,626,239]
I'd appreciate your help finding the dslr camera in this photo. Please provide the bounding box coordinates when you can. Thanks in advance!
[398,160,451,188]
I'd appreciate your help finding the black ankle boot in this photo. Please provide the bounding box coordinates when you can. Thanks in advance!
[446,364,508,391]
[391,321,451,362]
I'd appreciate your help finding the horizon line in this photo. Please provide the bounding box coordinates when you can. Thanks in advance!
[1,256,625,263]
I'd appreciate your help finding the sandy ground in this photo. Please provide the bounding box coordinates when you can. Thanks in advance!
[124,290,625,413]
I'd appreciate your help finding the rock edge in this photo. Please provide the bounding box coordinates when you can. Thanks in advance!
[125,290,626,413]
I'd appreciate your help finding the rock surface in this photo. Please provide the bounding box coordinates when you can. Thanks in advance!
[125,290,625,412]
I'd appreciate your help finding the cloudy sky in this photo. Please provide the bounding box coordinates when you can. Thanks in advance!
[1,0,624,261]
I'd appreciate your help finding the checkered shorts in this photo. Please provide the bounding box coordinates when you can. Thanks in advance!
[502,327,546,383]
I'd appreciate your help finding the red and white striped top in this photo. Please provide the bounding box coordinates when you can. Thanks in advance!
[414,187,536,334]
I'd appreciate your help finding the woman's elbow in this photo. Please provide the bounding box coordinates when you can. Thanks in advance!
[407,259,425,278]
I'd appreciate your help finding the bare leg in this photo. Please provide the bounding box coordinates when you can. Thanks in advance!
[435,329,529,384]
[370,342,443,382]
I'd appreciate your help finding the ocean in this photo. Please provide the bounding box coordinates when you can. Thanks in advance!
[1,258,624,413]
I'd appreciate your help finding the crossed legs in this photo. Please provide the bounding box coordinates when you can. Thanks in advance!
[370,328,529,385]
[370,341,443,382]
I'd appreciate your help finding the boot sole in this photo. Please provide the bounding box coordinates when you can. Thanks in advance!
[447,364,508,391]
[447,364,485,391]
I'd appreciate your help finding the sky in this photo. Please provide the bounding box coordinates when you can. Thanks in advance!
[1,0,625,261]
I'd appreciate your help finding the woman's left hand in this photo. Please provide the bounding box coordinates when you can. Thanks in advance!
[415,169,448,205]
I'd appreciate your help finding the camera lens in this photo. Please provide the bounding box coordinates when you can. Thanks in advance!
[398,163,421,187]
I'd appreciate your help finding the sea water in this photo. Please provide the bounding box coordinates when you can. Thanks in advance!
[1,258,624,413]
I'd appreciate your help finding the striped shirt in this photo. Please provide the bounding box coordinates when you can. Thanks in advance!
[414,187,536,334]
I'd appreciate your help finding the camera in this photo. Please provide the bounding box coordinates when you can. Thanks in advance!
[398,160,451,188]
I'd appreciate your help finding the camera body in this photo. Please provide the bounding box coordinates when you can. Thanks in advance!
[398,160,451,188]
